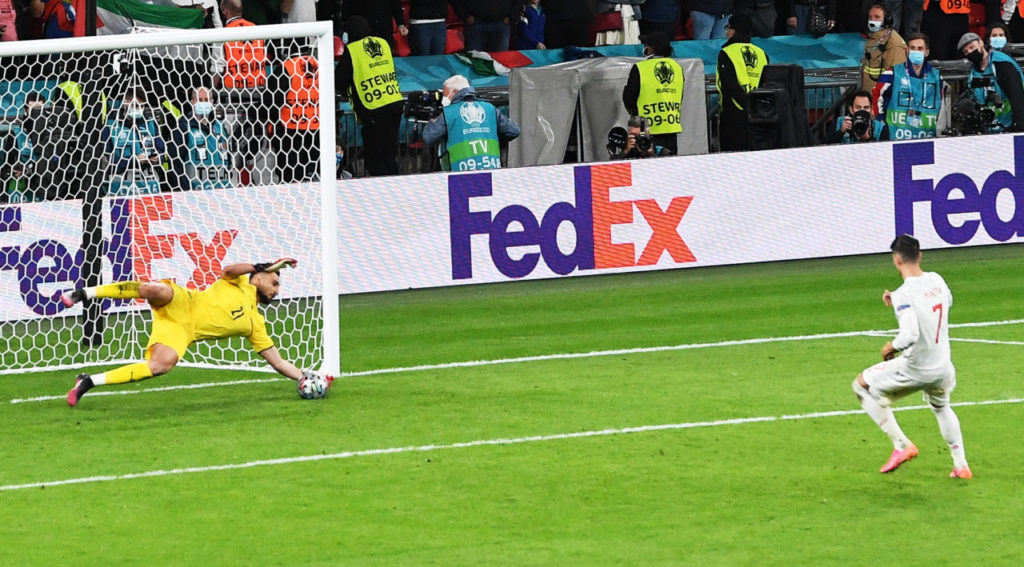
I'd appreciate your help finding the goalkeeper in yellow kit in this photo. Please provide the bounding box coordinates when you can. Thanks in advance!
[60,258,328,407]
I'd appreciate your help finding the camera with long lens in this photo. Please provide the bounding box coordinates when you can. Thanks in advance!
[850,109,872,138]
[405,90,444,121]
[943,77,1002,136]
[634,132,653,153]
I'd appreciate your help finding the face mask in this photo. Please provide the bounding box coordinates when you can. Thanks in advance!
[194,101,214,117]
[441,95,451,107]
[867,20,883,33]
[990,36,1007,50]
[341,32,349,44]
[336,153,343,166]
[966,49,984,68]
[907,51,925,66]
[127,106,144,120]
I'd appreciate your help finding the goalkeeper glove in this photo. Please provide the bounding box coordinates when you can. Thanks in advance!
[253,258,297,273]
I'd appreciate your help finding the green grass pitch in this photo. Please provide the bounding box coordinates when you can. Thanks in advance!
[2,244,1024,565]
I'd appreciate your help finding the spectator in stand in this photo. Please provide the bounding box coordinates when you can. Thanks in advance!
[281,0,317,23]
[734,0,777,37]
[887,0,923,36]
[0,0,18,41]
[987,21,1010,52]
[452,0,523,52]
[242,0,282,25]
[517,0,546,49]
[920,0,969,61]
[639,0,682,39]
[860,3,906,91]
[408,0,449,55]
[1001,0,1024,46]
[690,0,734,40]
[543,0,592,47]
[786,0,835,35]
[29,0,100,39]
[341,0,407,49]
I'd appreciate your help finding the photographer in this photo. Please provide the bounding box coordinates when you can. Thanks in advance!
[957,32,1024,134]
[609,115,674,159]
[827,90,884,144]
[422,74,520,172]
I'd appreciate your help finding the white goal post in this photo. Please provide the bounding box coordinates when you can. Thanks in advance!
[0,23,339,378]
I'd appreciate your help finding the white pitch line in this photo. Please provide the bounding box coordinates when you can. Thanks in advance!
[951,338,1024,346]
[9,378,288,404]
[3,397,1022,493]
[11,318,1024,404]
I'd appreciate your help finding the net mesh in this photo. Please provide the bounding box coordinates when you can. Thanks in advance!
[0,27,331,376]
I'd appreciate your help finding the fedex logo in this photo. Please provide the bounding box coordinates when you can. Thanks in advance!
[449,163,695,279]
[894,137,1024,244]
[1,195,236,316]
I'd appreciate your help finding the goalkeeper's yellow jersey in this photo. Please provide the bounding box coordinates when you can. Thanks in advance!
[191,274,274,352]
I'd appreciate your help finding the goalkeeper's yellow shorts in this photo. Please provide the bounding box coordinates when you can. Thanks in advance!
[146,281,196,360]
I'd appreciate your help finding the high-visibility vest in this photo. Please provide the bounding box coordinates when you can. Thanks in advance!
[884,63,942,140]
[348,37,402,111]
[223,17,267,89]
[635,57,684,135]
[55,80,108,123]
[923,0,970,14]
[441,99,502,172]
[280,55,319,130]
[716,42,768,110]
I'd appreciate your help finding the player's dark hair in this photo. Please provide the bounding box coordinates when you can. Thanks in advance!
[890,234,921,262]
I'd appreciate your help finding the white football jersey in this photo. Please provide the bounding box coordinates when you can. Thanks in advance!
[890,272,953,376]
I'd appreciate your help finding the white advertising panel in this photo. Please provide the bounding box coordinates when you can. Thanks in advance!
[1,185,322,322]
[336,134,1024,293]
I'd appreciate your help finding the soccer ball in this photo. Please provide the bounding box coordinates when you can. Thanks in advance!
[297,370,329,399]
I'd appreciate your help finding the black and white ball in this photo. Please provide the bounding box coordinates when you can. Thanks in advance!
[297,370,329,399]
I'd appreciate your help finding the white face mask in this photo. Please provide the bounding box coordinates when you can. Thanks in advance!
[194,101,214,117]
[867,20,883,33]
[126,105,145,119]
[441,95,451,107]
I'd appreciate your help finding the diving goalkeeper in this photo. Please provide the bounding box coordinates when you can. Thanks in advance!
[60,258,329,407]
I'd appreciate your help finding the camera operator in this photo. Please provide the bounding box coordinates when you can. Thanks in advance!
[422,74,520,172]
[873,33,942,140]
[827,90,885,144]
[957,32,1024,133]
[609,115,674,159]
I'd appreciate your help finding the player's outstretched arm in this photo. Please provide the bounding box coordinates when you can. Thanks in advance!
[258,347,303,380]
[221,258,298,279]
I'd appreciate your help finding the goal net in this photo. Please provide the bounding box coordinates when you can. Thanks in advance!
[0,23,339,377]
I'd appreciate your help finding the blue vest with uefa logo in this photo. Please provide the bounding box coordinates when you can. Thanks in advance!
[442,99,501,172]
[107,117,162,196]
[969,50,1024,132]
[185,120,233,190]
[886,63,942,140]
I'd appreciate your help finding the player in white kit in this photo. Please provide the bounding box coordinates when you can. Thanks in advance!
[853,235,972,478]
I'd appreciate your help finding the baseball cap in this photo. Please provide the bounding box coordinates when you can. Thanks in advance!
[957,32,981,52]
[639,32,672,56]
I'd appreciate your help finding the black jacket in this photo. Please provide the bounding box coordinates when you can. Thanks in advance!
[409,0,449,21]
[452,0,523,23]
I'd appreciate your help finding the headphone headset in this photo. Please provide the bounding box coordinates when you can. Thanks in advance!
[869,3,893,29]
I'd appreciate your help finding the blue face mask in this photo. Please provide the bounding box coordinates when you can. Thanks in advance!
[907,51,925,66]
[990,36,1007,50]
[194,101,214,117]
[336,153,343,166]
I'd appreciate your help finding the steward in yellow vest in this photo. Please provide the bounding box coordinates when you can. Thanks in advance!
[715,14,768,151]
[335,15,405,177]
[622,31,683,155]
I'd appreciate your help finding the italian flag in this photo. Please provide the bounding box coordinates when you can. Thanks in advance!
[96,0,205,35]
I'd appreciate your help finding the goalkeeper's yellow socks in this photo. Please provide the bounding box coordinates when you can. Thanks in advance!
[85,282,143,300]
[93,362,154,386]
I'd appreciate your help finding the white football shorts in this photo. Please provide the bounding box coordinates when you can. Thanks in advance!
[861,356,956,407]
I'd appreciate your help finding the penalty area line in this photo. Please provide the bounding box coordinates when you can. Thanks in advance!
[2,397,1023,492]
